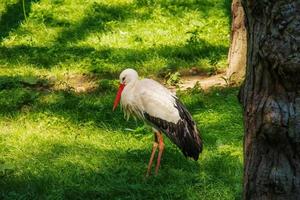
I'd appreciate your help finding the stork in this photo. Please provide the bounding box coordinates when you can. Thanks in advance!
[113,69,202,176]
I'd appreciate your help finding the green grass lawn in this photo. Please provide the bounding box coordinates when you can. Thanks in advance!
[0,0,231,78]
[0,0,243,199]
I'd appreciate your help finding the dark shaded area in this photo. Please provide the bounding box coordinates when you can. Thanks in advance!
[54,3,136,45]
[0,0,39,41]
[0,74,49,90]
[0,74,136,130]
[135,0,229,18]
[222,0,232,27]
[0,75,46,114]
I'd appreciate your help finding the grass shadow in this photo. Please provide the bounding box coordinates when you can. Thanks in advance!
[0,38,228,76]
[54,3,135,45]
[0,74,135,130]
[0,75,243,135]
[223,0,232,26]
[0,75,47,115]
[134,0,229,18]
[0,0,39,42]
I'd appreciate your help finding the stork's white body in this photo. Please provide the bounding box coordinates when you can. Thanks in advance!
[121,79,180,124]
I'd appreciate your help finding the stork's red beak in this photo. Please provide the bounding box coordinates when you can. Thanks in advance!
[113,83,125,111]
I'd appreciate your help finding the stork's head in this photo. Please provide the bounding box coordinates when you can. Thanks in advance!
[119,68,138,85]
[113,68,138,111]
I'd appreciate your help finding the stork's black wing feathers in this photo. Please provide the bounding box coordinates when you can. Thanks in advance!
[144,98,202,160]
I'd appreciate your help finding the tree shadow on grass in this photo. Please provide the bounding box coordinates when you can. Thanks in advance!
[223,0,232,26]
[0,74,52,116]
[0,45,96,69]
[0,38,228,76]
[53,2,137,45]
[0,75,242,134]
[134,0,231,18]
[0,0,39,42]
[0,74,135,130]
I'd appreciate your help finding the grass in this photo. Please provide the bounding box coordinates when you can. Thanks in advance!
[0,0,231,78]
[0,0,243,199]
[0,85,243,200]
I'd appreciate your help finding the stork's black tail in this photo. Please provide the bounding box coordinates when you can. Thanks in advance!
[172,98,202,160]
[144,98,203,160]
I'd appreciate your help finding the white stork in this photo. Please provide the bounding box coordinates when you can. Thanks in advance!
[113,68,202,176]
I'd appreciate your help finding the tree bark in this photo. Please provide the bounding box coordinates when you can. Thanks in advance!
[240,0,300,199]
[227,0,247,83]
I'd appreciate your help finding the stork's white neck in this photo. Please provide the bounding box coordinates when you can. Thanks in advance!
[122,77,139,98]
[120,79,141,120]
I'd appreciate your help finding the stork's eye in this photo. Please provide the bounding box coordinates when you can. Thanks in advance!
[122,77,125,82]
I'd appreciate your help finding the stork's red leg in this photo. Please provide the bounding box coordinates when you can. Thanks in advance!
[146,133,158,177]
[155,131,164,175]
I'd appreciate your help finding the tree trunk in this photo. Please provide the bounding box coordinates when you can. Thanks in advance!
[226,0,247,83]
[240,0,300,199]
